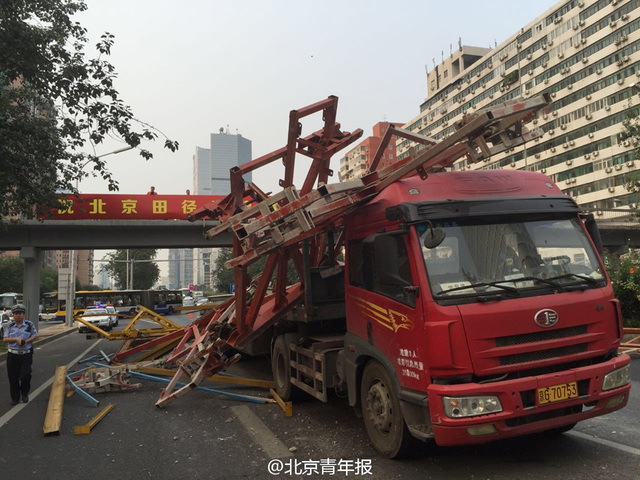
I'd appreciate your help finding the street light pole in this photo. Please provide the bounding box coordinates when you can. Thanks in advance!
[66,145,135,326]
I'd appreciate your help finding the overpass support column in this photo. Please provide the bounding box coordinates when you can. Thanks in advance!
[20,247,41,324]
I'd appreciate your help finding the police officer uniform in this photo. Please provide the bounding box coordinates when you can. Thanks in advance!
[2,304,38,405]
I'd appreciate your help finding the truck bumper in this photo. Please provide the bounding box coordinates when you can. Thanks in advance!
[427,354,631,446]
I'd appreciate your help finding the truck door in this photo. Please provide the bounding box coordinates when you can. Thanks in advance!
[346,230,427,389]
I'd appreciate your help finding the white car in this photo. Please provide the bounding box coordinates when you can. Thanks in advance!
[196,297,209,306]
[106,305,119,327]
[182,296,195,307]
[78,308,114,332]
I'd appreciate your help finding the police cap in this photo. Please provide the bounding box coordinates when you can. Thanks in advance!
[11,304,26,314]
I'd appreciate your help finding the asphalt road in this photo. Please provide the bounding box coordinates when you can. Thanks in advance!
[0,313,638,480]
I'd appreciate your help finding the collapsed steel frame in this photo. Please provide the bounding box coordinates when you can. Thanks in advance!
[149,93,550,406]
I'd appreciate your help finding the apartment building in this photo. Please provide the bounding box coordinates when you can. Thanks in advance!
[339,122,403,181]
[399,0,640,211]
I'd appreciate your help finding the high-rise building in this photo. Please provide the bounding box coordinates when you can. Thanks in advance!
[399,0,640,210]
[339,122,403,181]
[168,248,194,290]
[170,129,253,290]
[56,249,94,286]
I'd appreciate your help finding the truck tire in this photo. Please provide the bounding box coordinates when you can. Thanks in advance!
[272,335,301,401]
[360,360,414,458]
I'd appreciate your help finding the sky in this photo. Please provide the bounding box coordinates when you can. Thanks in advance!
[76,0,559,279]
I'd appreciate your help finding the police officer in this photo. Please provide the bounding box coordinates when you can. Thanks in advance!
[2,304,38,405]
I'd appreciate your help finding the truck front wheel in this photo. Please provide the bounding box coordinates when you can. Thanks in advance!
[360,360,413,458]
[272,335,300,401]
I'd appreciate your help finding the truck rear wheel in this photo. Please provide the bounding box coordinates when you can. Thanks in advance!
[272,335,301,401]
[360,360,414,458]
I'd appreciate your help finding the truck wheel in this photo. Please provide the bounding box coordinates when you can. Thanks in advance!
[272,335,300,401]
[360,360,413,458]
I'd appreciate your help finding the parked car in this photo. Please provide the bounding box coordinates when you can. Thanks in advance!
[182,296,195,307]
[106,305,118,327]
[196,297,209,306]
[78,308,113,332]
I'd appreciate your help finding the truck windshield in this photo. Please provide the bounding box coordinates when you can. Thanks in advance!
[419,217,605,301]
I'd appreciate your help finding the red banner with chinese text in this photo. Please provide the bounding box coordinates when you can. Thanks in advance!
[43,194,224,220]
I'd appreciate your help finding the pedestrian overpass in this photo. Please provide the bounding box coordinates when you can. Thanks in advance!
[2,208,640,323]
[0,219,232,323]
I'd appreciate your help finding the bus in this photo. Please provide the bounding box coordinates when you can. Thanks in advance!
[0,292,23,311]
[41,291,59,314]
[52,289,183,321]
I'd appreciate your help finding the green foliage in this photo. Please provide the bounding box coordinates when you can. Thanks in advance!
[0,258,60,294]
[0,257,24,292]
[212,248,234,294]
[80,284,102,291]
[606,249,640,326]
[0,0,178,220]
[101,249,159,290]
[40,267,58,294]
[211,248,299,294]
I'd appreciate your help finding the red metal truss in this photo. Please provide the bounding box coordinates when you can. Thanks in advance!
[153,93,551,407]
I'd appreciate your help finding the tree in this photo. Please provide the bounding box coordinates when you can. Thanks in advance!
[606,249,640,327]
[0,258,61,294]
[211,248,299,294]
[40,267,58,294]
[102,249,159,290]
[212,249,235,293]
[0,1,178,221]
[0,257,24,292]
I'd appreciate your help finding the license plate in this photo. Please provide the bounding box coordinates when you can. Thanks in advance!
[537,382,578,405]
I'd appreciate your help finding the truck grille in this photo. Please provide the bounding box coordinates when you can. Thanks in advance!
[496,325,588,347]
[499,343,588,366]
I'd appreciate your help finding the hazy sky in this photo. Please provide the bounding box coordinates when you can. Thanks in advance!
[77,0,559,279]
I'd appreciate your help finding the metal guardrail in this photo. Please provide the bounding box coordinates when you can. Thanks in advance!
[591,208,640,228]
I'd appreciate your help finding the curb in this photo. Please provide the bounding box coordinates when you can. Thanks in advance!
[0,326,77,363]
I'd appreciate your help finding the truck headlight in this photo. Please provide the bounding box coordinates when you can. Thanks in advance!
[442,395,502,418]
[602,365,630,391]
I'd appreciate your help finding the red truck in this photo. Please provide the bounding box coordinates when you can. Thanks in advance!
[160,95,631,458]
[290,168,630,457]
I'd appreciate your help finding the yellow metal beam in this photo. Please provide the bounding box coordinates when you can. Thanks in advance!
[76,305,181,341]
[134,366,275,389]
[74,403,116,435]
[270,388,293,417]
[43,365,68,435]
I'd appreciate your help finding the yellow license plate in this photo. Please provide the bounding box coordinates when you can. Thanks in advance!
[537,382,578,405]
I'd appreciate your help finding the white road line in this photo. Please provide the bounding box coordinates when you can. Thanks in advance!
[568,430,640,456]
[0,339,102,429]
[231,405,293,459]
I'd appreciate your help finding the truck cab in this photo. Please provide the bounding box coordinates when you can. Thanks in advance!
[339,169,630,456]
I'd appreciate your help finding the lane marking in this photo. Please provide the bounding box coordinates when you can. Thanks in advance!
[0,339,102,429]
[231,405,293,459]
[568,430,640,456]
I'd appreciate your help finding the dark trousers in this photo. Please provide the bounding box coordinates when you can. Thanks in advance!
[7,351,33,402]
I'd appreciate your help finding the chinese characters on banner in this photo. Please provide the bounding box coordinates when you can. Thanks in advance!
[45,194,224,220]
